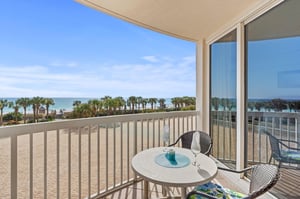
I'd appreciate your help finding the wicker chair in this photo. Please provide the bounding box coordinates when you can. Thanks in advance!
[186,164,280,199]
[265,130,300,168]
[168,130,212,156]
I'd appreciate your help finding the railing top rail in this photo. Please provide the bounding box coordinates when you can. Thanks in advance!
[212,110,300,118]
[0,111,199,138]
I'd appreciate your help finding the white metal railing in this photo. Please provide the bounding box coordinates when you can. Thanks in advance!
[0,111,198,199]
[212,111,300,165]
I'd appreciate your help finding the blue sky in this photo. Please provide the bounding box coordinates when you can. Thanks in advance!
[0,0,196,98]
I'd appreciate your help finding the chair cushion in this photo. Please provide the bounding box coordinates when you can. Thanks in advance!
[189,182,246,199]
[281,150,300,161]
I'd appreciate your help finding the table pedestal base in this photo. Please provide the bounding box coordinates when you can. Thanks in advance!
[144,180,149,199]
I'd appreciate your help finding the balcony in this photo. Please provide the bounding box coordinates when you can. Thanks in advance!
[0,111,299,199]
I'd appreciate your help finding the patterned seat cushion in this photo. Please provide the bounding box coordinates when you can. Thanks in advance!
[188,182,246,199]
[281,150,300,161]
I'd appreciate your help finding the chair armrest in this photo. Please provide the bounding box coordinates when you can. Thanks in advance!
[168,134,182,147]
[186,190,218,199]
[218,166,253,173]
[203,143,212,156]
[278,139,300,145]
[278,140,300,151]
[168,141,178,147]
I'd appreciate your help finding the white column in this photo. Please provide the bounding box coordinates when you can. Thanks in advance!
[236,22,245,173]
[196,39,210,133]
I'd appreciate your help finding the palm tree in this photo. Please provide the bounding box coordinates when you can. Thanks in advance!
[74,103,92,118]
[43,98,55,119]
[31,96,43,123]
[171,97,180,109]
[220,98,227,111]
[88,99,101,117]
[16,97,30,123]
[136,96,143,110]
[264,101,273,112]
[182,96,193,107]
[158,98,166,109]
[101,96,113,114]
[142,98,148,111]
[114,97,126,112]
[271,98,287,112]
[211,97,219,111]
[294,100,300,112]
[73,100,82,108]
[148,98,157,110]
[286,101,295,112]
[8,101,20,122]
[128,96,137,112]
[0,99,9,125]
[248,101,255,111]
[254,101,264,112]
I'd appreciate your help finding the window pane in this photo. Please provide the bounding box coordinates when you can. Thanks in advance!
[210,30,237,168]
[246,0,300,167]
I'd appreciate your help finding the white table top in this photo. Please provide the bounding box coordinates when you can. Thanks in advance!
[131,147,218,187]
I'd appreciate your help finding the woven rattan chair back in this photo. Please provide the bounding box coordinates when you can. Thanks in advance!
[248,164,280,198]
[265,131,281,160]
[169,130,212,156]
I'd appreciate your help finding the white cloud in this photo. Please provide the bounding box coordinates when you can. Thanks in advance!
[142,56,159,63]
[50,61,79,68]
[0,55,196,98]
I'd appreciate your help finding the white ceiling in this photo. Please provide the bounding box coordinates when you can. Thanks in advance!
[76,0,272,42]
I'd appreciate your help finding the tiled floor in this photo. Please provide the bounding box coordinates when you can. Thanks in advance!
[103,160,300,199]
[270,167,300,199]
[104,168,277,199]
[105,182,184,199]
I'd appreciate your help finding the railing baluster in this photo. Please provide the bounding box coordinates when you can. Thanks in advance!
[229,113,232,161]
[30,133,33,199]
[88,126,91,198]
[113,123,116,187]
[222,112,225,160]
[258,118,262,163]
[105,126,108,190]
[56,129,60,199]
[78,128,81,199]
[152,119,155,147]
[147,120,149,149]
[141,120,144,151]
[265,116,271,164]
[127,122,130,182]
[120,122,123,184]
[217,113,220,159]
[68,129,71,199]
[158,119,161,146]
[11,135,18,199]
[97,125,100,193]
[44,131,47,199]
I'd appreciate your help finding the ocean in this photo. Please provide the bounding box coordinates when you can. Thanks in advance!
[1,97,173,114]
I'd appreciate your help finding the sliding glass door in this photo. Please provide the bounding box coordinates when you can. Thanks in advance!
[210,30,237,168]
[245,0,300,165]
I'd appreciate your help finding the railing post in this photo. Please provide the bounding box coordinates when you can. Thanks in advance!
[236,22,245,175]
[296,113,300,144]
[134,120,138,155]
[296,113,300,169]
[134,120,138,180]
[11,135,17,199]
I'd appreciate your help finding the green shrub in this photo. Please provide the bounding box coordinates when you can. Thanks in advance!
[3,112,23,121]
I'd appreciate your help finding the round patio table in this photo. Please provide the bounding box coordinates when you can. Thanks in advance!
[131,147,218,199]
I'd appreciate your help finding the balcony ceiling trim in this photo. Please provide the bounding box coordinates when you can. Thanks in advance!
[76,0,275,42]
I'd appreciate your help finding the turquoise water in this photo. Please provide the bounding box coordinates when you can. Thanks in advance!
[1,97,173,114]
